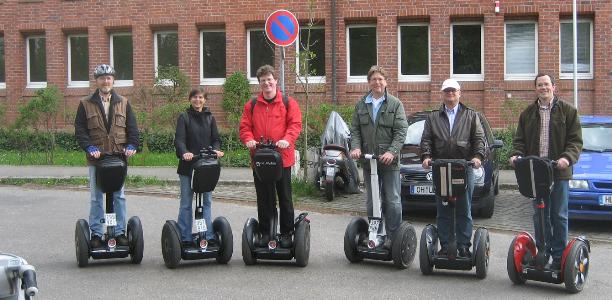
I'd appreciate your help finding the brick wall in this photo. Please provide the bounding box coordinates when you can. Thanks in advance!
[0,0,610,130]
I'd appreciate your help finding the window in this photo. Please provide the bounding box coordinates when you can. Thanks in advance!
[505,22,537,80]
[110,33,133,86]
[247,28,274,83]
[560,20,593,79]
[398,23,430,82]
[26,36,46,88]
[347,25,377,83]
[451,23,483,81]
[0,36,5,89]
[296,27,325,83]
[154,31,178,80]
[200,29,226,85]
[67,35,89,87]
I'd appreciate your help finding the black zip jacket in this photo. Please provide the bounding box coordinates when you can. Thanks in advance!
[174,106,221,176]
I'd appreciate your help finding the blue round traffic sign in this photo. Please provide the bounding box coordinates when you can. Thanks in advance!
[265,10,300,47]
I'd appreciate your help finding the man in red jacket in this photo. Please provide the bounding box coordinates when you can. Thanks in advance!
[239,65,302,248]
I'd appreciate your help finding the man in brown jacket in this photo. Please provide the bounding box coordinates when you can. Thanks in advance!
[74,64,139,248]
[509,73,582,270]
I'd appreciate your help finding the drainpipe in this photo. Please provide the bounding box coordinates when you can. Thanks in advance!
[331,0,337,104]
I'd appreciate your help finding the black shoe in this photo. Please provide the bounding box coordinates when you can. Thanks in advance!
[116,234,129,247]
[458,247,472,258]
[207,239,219,248]
[551,257,562,270]
[383,237,392,249]
[279,234,292,248]
[258,234,270,247]
[182,241,194,248]
[90,235,103,248]
[437,246,448,256]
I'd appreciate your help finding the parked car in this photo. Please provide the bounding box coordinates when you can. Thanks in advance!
[568,115,612,220]
[399,111,503,218]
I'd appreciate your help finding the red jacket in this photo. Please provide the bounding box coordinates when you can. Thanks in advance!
[239,90,302,167]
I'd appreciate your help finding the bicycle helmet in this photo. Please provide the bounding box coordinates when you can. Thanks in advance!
[93,64,116,78]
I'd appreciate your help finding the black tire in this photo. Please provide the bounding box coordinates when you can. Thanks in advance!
[391,222,417,269]
[478,187,495,219]
[241,218,258,265]
[161,221,182,269]
[127,216,144,264]
[494,176,499,195]
[506,237,527,284]
[75,219,90,268]
[294,220,311,267]
[343,217,367,263]
[324,179,334,202]
[213,217,233,264]
[564,240,590,293]
[419,225,437,275]
[475,228,490,279]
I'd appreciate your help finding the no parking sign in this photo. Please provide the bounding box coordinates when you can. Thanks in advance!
[265,10,300,47]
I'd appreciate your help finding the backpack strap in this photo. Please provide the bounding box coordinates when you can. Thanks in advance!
[250,95,290,116]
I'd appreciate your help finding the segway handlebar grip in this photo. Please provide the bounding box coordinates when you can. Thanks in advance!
[20,267,38,297]
[360,154,378,160]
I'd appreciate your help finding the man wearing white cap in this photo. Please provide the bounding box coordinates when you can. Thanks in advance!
[420,78,485,258]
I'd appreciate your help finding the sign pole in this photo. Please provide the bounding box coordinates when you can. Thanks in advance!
[280,46,285,96]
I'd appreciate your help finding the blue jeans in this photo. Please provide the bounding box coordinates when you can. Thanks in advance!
[88,166,126,236]
[363,168,402,237]
[436,168,474,248]
[533,180,569,259]
[178,174,213,241]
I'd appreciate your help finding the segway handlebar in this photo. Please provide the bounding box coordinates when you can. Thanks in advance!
[359,154,378,160]
[515,156,557,166]
[20,267,38,297]
[430,159,475,167]
[198,146,218,159]
[256,136,277,150]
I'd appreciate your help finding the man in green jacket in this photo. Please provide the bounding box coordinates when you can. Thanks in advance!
[350,65,408,248]
[509,73,583,270]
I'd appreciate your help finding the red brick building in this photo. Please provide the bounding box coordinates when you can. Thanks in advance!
[0,0,610,129]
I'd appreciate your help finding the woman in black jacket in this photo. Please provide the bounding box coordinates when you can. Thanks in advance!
[174,87,224,247]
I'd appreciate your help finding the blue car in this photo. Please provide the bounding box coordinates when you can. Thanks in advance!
[568,115,612,220]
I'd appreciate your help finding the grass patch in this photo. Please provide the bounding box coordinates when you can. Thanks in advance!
[292,178,320,201]
[0,175,173,188]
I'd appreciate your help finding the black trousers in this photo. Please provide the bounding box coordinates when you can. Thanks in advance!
[253,167,294,235]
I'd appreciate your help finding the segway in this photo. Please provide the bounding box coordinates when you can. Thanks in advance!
[74,153,144,267]
[161,147,233,268]
[419,159,490,278]
[507,156,590,293]
[343,154,417,269]
[241,139,311,267]
[0,253,38,300]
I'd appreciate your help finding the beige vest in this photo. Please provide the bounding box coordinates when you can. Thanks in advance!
[80,94,128,160]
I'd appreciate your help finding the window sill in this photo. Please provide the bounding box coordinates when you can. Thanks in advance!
[347,76,367,84]
[505,74,537,81]
[451,74,484,82]
[26,82,47,89]
[0,83,5,89]
[398,75,430,82]
[114,80,134,87]
[200,78,225,86]
[559,73,593,80]
[68,82,90,88]
[296,76,326,84]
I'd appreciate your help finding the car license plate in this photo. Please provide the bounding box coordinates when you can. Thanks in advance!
[105,213,117,226]
[368,219,380,233]
[411,185,434,195]
[325,167,335,177]
[602,195,612,206]
[195,219,207,232]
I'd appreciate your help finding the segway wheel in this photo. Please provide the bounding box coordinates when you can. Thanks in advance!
[294,220,311,267]
[213,217,233,264]
[343,217,367,263]
[391,221,417,269]
[161,221,182,269]
[127,216,144,264]
[474,228,490,279]
[75,219,90,268]
[241,218,258,265]
[419,225,437,275]
[506,237,526,284]
[324,180,334,202]
[563,240,589,294]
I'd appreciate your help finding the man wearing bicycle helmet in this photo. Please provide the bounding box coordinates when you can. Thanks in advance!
[74,64,139,248]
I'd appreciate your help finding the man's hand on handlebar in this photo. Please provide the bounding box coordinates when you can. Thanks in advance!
[276,139,290,149]
[86,146,101,159]
[182,152,194,161]
[556,157,570,170]
[124,144,137,158]
[422,158,431,169]
[350,148,361,159]
[213,150,225,158]
[245,140,257,149]
[379,151,395,165]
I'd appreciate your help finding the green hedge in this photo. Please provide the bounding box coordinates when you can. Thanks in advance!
[493,127,516,170]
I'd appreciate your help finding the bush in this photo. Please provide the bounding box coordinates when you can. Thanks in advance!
[493,127,516,170]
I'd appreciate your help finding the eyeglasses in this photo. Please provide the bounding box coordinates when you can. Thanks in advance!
[443,89,458,93]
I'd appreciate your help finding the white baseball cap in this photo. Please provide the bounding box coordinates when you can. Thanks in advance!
[440,79,461,91]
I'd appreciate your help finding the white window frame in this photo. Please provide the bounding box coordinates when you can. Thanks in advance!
[154,30,178,85]
[0,36,4,89]
[67,34,89,88]
[247,28,267,84]
[397,23,431,82]
[559,19,593,80]
[26,36,46,89]
[450,22,484,81]
[295,26,326,84]
[110,32,134,87]
[200,29,226,86]
[504,21,538,80]
[346,24,377,83]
